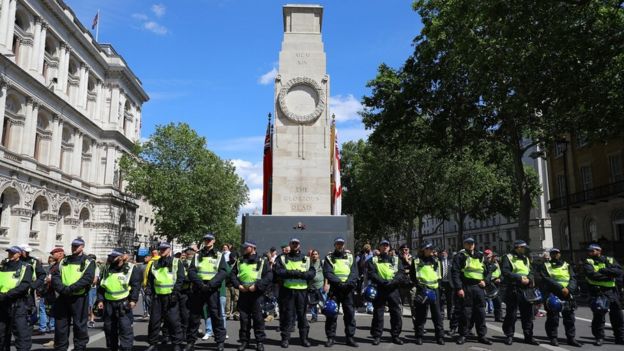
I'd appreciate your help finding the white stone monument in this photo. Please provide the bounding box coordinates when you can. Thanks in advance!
[271,4,331,216]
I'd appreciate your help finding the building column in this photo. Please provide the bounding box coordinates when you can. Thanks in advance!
[49,116,62,168]
[72,130,83,177]
[108,85,120,127]
[0,81,7,140]
[94,80,102,123]
[37,22,47,74]
[89,139,97,183]
[22,97,38,157]
[78,63,88,109]
[57,43,69,95]
[118,93,127,133]
[104,144,116,185]
[4,0,16,51]
[0,0,12,48]
[30,16,41,72]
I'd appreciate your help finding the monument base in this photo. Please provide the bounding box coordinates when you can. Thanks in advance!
[241,215,354,256]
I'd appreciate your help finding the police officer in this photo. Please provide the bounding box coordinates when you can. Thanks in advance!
[501,240,539,345]
[19,244,46,316]
[539,248,582,347]
[410,241,444,345]
[323,237,358,348]
[451,237,491,345]
[179,247,196,341]
[0,246,33,350]
[583,243,624,346]
[186,233,228,351]
[145,242,185,351]
[274,237,316,348]
[484,250,503,322]
[368,239,405,346]
[231,241,272,351]
[52,237,96,351]
[96,249,141,351]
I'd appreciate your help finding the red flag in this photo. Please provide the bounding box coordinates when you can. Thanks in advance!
[91,11,99,30]
[262,118,273,214]
[332,126,342,215]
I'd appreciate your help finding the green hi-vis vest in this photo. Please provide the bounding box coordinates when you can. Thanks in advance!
[461,251,485,280]
[60,257,92,295]
[281,255,310,290]
[195,252,223,281]
[326,253,353,282]
[237,258,265,286]
[373,256,398,281]
[152,258,179,295]
[544,261,570,288]
[586,257,616,288]
[491,262,501,279]
[413,258,440,288]
[182,260,191,290]
[506,254,530,277]
[0,262,27,293]
[100,263,135,301]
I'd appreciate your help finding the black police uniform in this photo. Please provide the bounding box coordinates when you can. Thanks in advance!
[582,255,624,344]
[451,249,489,343]
[22,255,46,315]
[0,259,33,350]
[410,254,444,344]
[323,249,359,345]
[274,249,316,347]
[486,260,503,322]
[51,254,96,351]
[230,253,272,350]
[97,261,142,351]
[538,257,579,345]
[179,258,192,341]
[186,247,228,350]
[501,251,537,344]
[146,256,185,349]
[367,253,406,344]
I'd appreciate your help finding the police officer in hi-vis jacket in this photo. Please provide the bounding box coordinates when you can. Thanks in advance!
[0,246,33,351]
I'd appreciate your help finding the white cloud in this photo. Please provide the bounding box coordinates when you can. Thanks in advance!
[337,124,371,144]
[241,187,263,214]
[230,159,263,188]
[144,21,168,35]
[258,67,278,85]
[329,94,363,122]
[132,13,148,21]
[151,4,166,18]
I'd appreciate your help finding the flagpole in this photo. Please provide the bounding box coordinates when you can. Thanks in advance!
[95,9,100,41]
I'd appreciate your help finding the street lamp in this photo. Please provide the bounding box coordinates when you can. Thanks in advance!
[557,139,575,263]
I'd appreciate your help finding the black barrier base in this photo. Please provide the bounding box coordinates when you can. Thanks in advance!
[241,214,354,256]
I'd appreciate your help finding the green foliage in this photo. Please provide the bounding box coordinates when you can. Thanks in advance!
[120,123,248,245]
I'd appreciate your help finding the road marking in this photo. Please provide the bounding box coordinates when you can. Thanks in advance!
[538,308,612,327]
[68,330,106,350]
[486,323,570,351]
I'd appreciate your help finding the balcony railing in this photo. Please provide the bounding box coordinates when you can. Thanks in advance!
[549,179,624,212]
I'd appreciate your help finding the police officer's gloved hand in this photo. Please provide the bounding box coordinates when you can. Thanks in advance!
[170,292,179,304]
[61,286,72,295]
[287,270,301,278]
[201,284,212,293]
[0,293,6,302]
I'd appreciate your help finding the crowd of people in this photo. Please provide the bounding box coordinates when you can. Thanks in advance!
[0,234,623,351]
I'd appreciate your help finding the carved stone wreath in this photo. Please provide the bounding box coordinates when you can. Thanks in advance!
[278,77,325,123]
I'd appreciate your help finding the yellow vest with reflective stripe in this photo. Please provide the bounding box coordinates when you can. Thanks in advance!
[100,263,134,301]
[461,251,484,280]
[413,257,440,288]
[491,262,501,279]
[195,252,222,281]
[506,254,530,276]
[544,261,570,288]
[373,256,398,281]
[60,257,92,295]
[281,255,310,289]
[152,258,178,295]
[0,262,27,293]
[327,253,353,282]
[237,259,265,286]
[586,257,616,288]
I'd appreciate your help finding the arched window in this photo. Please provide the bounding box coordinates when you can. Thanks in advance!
[86,76,97,119]
[31,196,49,238]
[123,100,132,136]
[0,187,20,229]
[80,137,92,180]
[57,202,71,243]
[35,111,51,162]
[560,221,570,250]
[60,127,73,173]
[79,207,90,238]
[585,217,598,242]
[13,10,31,66]
[43,35,59,83]
[2,94,24,150]
[66,58,79,99]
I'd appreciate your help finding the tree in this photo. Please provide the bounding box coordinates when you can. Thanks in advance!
[363,0,624,244]
[120,123,248,245]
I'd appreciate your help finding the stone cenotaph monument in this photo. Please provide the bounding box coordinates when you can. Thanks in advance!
[242,4,353,254]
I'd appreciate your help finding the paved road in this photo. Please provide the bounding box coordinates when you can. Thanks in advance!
[26,306,622,351]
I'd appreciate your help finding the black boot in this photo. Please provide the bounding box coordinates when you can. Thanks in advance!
[346,337,358,347]
[567,339,582,347]
[504,336,513,345]
[325,339,334,347]
[238,341,249,351]
[372,337,381,346]
[456,336,465,345]
[478,337,492,345]
[414,337,423,345]
[256,343,264,351]
[216,343,225,351]
[550,338,559,346]
[281,339,289,348]
[173,345,182,351]
[525,337,540,346]
[184,343,194,351]
[436,338,445,345]
[594,338,603,346]
[392,337,403,345]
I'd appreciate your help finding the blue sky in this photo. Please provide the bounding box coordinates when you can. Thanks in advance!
[65,0,422,213]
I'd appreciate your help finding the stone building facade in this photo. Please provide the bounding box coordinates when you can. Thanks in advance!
[0,0,151,259]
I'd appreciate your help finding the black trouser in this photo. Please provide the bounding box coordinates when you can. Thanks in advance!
[545,303,576,340]
[325,286,356,339]
[238,290,266,343]
[492,294,503,320]
[54,294,89,351]
[103,300,133,351]
[502,287,534,339]
[591,288,624,340]
[187,288,226,343]
[179,291,190,341]
[458,284,487,338]
[441,281,453,319]
[449,293,461,331]
[371,285,402,338]
[0,301,31,351]
[411,290,444,338]
[278,287,309,342]
[147,294,183,345]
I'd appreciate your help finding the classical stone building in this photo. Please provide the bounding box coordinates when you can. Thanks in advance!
[0,0,151,259]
